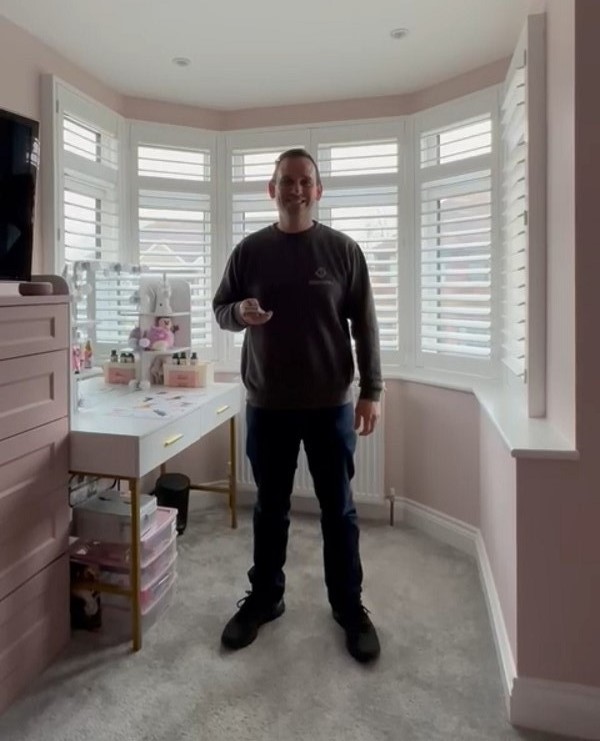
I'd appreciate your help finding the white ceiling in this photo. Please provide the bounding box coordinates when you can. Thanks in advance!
[0,0,528,110]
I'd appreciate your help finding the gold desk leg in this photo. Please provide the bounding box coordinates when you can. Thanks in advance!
[129,477,142,651]
[229,416,238,529]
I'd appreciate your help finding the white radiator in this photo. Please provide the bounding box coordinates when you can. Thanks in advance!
[235,406,385,502]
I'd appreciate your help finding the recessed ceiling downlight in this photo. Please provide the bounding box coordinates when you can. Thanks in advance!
[172,57,191,67]
[390,28,409,40]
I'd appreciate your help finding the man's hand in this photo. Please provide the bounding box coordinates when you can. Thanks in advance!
[237,298,273,326]
[354,399,381,436]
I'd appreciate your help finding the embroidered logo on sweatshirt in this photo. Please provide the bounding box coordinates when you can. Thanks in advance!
[309,267,333,285]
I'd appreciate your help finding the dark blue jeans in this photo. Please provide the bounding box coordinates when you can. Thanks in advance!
[246,403,363,611]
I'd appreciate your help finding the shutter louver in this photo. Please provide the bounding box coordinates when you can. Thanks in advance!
[501,54,528,379]
[420,171,492,357]
[70,262,141,351]
[232,147,302,183]
[62,115,120,265]
[136,144,213,350]
[418,115,494,361]
[318,187,399,350]
[317,138,400,351]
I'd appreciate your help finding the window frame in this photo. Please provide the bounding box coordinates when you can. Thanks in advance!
[42,76,127,273]
[412,88,501,378]
[128,121,218,360]
[45,79,532,395]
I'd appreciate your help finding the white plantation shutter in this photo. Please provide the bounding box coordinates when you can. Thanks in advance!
[500,15,546,416]
[417,109,494,369]
[69,261,141,353]
[131,128,216,354]
[315,134,400,354]
[501,59,527,379]
[60,108,120,265]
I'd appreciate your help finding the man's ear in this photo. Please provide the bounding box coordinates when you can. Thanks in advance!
[316,184,323,201]
[268,179,276,199]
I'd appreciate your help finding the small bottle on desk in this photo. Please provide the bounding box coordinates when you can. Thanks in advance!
[179,352,187,366]
[190,352,198,365]
[110,349,119,363]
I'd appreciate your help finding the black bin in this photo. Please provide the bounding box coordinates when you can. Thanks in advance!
[154,473,191,536]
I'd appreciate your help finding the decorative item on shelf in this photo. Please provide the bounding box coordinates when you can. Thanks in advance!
[128,325,142,350]
[154,272,173,315]
[71,342,82,373]
[83,339,93,369]
[139,316,179,352]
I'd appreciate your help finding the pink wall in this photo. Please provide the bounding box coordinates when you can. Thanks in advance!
[0,17,123,273]
[123,59,508,132]
[400,383,480,526]
[513,0,600,688]
[480,412,517,659]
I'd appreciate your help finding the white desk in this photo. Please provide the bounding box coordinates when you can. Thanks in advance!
[69,381,242,650]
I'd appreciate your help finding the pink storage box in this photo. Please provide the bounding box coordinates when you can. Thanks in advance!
[103,362,138,385]
[102,574,177,637]
[71,530,177,593]
[101,557,176,609]
[70,506,177,568]
[163,361,213,388]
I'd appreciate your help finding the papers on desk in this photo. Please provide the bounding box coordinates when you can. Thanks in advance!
[110,390,208,419]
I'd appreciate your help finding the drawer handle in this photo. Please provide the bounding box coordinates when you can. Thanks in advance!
[216,405,230,415]
[163,433,184,447]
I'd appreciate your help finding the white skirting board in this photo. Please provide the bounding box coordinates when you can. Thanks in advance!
[405,504,600,740]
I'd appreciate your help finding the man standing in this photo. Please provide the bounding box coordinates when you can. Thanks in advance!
[213,148,383,663]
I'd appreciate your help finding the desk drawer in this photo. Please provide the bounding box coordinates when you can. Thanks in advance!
[0,554,69,715]
[0,418,69,600]
[201,385,241,436]
[139,407,204,477]
[0,304,68,361]
[0,351,68,440]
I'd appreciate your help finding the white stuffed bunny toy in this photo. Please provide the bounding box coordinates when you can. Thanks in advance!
[154,274,173,315]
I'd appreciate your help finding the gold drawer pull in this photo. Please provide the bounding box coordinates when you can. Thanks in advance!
[163,433,184,447]
[216,405,230,415]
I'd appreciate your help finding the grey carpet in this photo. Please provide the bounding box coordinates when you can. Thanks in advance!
[0,508,572,741]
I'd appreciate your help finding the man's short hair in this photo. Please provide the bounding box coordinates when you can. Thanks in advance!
[271,148,322,187]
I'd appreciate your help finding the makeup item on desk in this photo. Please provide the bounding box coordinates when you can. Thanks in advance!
[172,353,180,365]
[190,352,198,365]
[72,343,82,374]
[110,349,119,363]
[119,352,128,364]
[179,352,187,365]
[83,340,93,369]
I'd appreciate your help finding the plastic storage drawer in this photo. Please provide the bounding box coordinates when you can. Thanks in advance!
[70,507,177,569]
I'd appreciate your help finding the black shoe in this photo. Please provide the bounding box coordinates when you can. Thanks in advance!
[332,603,381,663]
[221,592,285,650]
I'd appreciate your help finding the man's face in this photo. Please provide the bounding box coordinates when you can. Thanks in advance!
[268,156,323,219]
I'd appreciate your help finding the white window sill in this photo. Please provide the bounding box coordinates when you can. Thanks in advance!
[216,363,578,461]
[383,367,578,461]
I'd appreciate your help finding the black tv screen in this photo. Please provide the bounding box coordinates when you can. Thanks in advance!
[0,108,39,282]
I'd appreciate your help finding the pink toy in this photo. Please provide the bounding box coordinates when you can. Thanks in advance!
[72,344,82,373]
[139,316,178,352]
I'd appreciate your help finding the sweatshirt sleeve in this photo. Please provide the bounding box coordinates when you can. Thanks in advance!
[347,244,384,402]
[212,245,247,332]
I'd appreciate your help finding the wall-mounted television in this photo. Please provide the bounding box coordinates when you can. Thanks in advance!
[0,108,40,283]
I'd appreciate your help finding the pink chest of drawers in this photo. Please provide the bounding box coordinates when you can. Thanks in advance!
[0,295,70,715]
